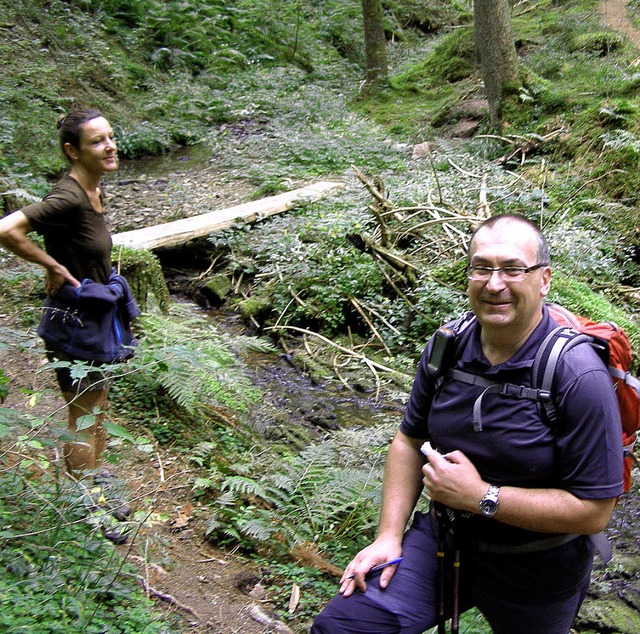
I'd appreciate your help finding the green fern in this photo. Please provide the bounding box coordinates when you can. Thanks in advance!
[124,304,272,413]
[204,429,389,556]
[223,475,277,502]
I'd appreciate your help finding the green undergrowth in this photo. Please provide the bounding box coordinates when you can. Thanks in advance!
[113,247,171,313]
[0,465,175,633]
[108,304,271,447]
[549,276,640,354]
[357,1,640,204]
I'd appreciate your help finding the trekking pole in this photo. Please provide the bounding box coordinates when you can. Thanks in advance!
[435,504,447,634]
[451,531,461,634]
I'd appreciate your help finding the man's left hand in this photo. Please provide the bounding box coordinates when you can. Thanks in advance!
[422,449,487,513]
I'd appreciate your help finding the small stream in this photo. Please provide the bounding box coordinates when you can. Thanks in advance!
[111,147,406,441]
[108,143,214,182]
[204,308,404,446]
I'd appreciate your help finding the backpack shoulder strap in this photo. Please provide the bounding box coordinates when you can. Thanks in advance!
[452,311,476,343]
[448,369,547,432]
[447,325,593,432]
[442,314,551,432]
[429,311,476,382]
[532,326,596,426]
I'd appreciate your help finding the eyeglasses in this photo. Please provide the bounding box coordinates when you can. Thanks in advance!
[466,263,549,282]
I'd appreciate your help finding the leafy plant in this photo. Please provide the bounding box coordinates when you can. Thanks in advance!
[0,465,175,633]
[112,305,269,431]
[205,426,391,559]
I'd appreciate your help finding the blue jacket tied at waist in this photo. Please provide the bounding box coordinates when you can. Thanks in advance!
[38,271,141,363]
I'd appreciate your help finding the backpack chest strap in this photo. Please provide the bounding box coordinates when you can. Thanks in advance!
[448,369,551,432]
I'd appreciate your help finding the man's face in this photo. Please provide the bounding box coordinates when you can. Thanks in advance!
[466,221,551,336]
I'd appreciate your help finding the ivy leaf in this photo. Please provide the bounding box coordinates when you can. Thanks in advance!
[104,421,137,443]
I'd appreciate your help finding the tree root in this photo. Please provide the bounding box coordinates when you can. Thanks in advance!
[134,574,202,620]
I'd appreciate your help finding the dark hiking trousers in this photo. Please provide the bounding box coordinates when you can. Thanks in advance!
[311,510,594,634]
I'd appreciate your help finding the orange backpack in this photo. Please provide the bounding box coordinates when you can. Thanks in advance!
[545,303,639,493]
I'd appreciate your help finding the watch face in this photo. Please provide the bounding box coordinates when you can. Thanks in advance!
[480,499,498,516]
[479,486,500,517]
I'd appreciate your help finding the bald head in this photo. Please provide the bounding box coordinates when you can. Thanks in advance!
[468,215,549,266]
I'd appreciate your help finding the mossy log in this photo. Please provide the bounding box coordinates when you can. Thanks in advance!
[112,181,344,250]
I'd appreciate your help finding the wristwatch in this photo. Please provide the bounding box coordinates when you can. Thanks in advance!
[479,485,500,517]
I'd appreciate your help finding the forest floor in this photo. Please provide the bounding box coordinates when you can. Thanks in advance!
[0,294,298,630]
[599,0,640,49]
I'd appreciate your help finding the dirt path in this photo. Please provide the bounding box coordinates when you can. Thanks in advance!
[0,325,296,634]
[599,0,640,49]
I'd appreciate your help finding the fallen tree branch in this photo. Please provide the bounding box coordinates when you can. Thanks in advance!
[350,296,392,355]
[346,233,419,283]
[479,173,490,217]
[397,213,484,242]
[264,325,412,379]
[352,165,395,211]
[373,259,429,318]
[494,129,566,166]
[134,574,202,620]
[358,298,402,335]
[333,354,355,392]
[447,158,483,179]
[248,604,294,633]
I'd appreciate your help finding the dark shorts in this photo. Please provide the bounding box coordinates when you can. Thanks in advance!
[45,347,113,394]
[311,510,595,634]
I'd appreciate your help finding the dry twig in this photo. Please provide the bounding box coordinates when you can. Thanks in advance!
[134,574,202,620]
[350,296,392,355]
[265,325,411,380]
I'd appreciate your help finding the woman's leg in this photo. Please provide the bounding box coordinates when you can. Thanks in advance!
[62,387,109,474]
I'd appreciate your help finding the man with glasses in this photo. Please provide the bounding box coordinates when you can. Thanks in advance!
[312,214,623,633]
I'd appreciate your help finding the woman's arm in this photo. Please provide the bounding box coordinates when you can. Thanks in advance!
[0,210,80,294]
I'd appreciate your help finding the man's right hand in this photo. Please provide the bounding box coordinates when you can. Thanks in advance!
[338,538,403,597]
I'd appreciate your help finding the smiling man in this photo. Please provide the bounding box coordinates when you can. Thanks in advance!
[311,214,623,634]
[466,217,551,364]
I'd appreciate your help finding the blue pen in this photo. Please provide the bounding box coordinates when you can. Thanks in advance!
[346,557,403,580]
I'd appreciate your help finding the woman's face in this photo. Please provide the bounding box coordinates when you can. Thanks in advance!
[66,116,118,175]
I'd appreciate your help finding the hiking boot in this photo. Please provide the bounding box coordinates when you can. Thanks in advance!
[86,505,130,545]
[91,470,132,521]
[102,526,129,545]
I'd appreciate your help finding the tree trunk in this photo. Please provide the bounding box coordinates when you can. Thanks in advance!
[474,0,519,128]
[361,0,388,95]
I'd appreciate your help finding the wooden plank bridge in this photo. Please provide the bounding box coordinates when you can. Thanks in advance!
[112,180,344,250]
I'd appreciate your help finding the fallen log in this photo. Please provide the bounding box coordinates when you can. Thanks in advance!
[112,181,344,250]
[492,129,566,166]
[346,233,419,283]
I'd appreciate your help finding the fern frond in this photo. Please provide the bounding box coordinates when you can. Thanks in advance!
[205,431,386,554]
[192,477,217,492]
[223,475,273,503]
[123,304,267,412]
[216,491,237,507]
[239,517,278,541]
